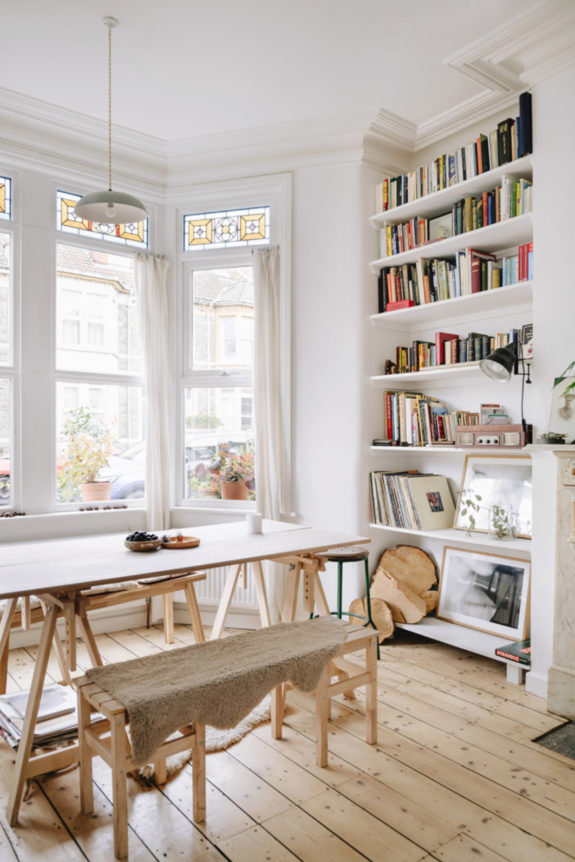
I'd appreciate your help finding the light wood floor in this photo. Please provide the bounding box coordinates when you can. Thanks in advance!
[0,622,573,861]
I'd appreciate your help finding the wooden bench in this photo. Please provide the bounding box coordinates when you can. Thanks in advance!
[75,620,378,859]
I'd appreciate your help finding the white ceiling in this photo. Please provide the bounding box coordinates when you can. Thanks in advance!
[3,0,534,143]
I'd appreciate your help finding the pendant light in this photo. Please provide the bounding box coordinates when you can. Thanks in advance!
[75,17,147,225]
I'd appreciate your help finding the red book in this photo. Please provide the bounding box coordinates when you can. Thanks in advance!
[385,391,393,439]
[386,299,414,311]
[435,331,459,365]
[468,248,496,293]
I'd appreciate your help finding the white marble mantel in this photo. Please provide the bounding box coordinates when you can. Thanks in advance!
[547,451,575,718]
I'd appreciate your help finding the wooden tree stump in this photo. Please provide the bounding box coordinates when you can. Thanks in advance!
[349,597,394,643]
[421,589,439,614]
[369,569,426,623]
[375,546,437,595]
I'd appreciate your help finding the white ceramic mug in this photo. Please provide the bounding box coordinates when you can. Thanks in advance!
[246,512,263,534]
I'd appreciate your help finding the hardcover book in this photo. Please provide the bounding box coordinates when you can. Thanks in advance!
[495,638,531,664]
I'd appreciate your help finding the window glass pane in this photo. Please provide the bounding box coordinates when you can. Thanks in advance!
[56,244,142,375]
[184,386,255,501]
[0,378,11,507]
[0,177,12,221]
[56,382,145,503]
[0,232,11,365]
[191,267,254,371]
[57,191,149,248]
[183,206,269,251]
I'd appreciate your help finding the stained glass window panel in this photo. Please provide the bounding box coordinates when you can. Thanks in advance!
[0,176,12,221]
[183,206,269,251]
[57,191,149,248]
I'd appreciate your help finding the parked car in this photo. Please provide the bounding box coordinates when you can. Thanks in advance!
[101,443,146,500]
[0,458,10,504]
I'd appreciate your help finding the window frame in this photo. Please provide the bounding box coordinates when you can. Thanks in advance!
[0,169,19,512]
[53,236,147,510]
[175,174,291,511]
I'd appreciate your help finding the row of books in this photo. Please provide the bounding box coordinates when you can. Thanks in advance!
[379,177,532,258]
[374,92,532,212]
[392,326,531,374]
[375,391,479,447]
[369,470,455,531]
[377,243,533,312]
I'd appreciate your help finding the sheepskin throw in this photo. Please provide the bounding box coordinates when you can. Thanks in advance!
[86,616,347,765]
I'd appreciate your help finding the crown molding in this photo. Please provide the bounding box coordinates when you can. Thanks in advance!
[0,86,167,197]
[166,112,374,188]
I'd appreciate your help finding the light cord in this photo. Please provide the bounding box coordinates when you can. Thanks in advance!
[107,21,112,191]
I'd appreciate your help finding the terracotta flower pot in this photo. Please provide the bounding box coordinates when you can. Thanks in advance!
[80,481,112,502]
[221,480,249,501]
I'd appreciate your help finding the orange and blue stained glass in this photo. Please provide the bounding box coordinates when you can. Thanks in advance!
[0,176,12,221]
[183,206,270,251]
[56,191,149,248]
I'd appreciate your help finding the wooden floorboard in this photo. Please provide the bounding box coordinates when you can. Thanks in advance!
[0,624,573,861]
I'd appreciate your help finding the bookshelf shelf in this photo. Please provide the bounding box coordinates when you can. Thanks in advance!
[371,156,533,228]
[394,618,524,681]
[370,281,532,330]
[369,522,532,556]
[370,363,483,388]
[370,213,532,271]
[370,445,530,455]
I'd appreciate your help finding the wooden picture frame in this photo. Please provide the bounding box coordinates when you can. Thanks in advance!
[437,546,530,640]
[453,454,532,539]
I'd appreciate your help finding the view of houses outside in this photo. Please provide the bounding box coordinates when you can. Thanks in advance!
[184,266,255,500]
[0,232,11,504]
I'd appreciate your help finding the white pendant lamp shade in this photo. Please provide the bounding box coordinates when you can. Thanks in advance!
[74,190,147,224]
[75,17,147,226]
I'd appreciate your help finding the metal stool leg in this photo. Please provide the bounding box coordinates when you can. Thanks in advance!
[337,562,343,618]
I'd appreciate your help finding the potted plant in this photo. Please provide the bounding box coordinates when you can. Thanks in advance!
[219,446,255,501]
[57,407,114,502]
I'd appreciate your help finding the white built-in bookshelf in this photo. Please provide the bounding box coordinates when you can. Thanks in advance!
[368,150,534,671]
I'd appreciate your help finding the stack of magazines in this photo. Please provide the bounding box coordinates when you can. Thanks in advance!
[0,684,80,749]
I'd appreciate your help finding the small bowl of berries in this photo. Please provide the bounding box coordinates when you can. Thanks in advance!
[124,531,163,552]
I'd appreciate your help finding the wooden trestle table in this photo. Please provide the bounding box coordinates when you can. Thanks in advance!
[0,519,369,824]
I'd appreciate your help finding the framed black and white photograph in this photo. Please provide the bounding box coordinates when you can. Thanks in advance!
[437,546,530,640]
[454,454,532,539]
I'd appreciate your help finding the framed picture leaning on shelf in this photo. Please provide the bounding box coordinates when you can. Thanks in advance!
[454,454,532,539]
[437,546,530,641]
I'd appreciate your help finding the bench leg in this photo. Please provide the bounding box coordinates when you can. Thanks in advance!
[111,714,130,860]
[184,582,205,644]
[0,598,18,695]
[77,692,94,815]
[365,639,378,746]
[192,723,206,822]
[271,685,284,740]
[154,757,167,786]
[163,594,175,644]
[315,667,330,768]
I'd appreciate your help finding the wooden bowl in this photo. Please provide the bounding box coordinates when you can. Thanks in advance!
[162,536,200,549]
[124,539,163,552]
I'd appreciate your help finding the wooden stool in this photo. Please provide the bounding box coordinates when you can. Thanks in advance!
[316,546,380,656]
[75,676,206,860]
[271,621,379,766]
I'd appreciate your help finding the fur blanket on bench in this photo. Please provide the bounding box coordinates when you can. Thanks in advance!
[86,616,347,765]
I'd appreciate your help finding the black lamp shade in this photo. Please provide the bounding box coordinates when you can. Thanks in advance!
[479,344,517,381]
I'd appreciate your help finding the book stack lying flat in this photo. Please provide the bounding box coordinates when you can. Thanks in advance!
[0,684,80,749]
[495,639,531,665]
[369,470,455,530]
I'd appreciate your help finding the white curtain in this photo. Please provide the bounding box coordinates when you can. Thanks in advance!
[253,247,289,619]
[135,253,171,532]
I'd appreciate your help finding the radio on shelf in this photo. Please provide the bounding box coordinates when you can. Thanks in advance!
[456,424,528,448]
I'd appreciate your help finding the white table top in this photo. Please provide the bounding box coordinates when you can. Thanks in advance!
[0,520,370,599]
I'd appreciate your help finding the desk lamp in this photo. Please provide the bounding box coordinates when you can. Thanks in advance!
[479,342,531,435]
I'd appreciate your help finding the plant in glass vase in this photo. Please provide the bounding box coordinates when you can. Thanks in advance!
[458,490,516,540]
[57,407,114,502]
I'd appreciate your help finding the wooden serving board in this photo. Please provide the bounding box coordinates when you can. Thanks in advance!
[162,537,200,549]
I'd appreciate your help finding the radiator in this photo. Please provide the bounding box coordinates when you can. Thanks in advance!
[193,565,258,610]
